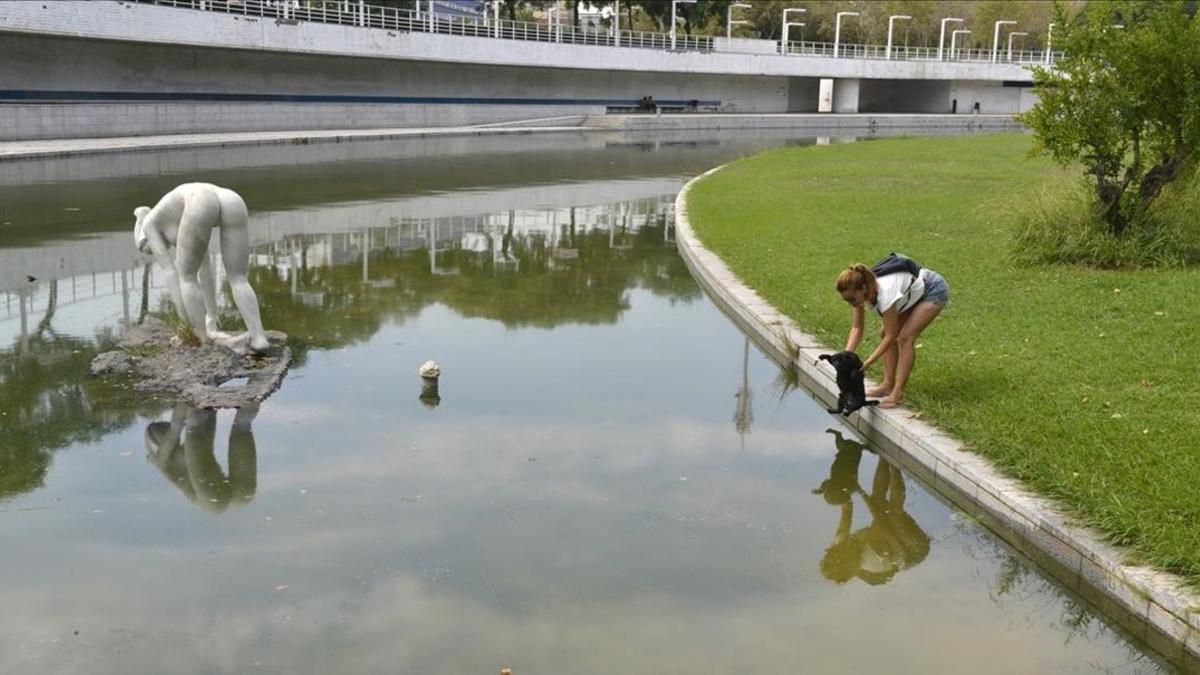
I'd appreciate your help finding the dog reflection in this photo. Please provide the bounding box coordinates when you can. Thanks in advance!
[145,404,258,512]
[815,428,930,585]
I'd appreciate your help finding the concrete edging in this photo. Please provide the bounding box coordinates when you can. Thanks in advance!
[0,124,593,162]
[673,163,1200,670]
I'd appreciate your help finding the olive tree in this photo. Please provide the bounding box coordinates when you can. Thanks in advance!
[1018,1,1200,235]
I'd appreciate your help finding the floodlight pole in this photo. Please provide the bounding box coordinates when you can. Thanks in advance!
[950,29,970,60]
[1045,22,1055,65]
[781,8,806,54]
[1007,31,1027,61]
[614,0,620,46]
[834,11,859,58]
[886,15,911,60]
[670,0,697,50]
[727,2,751,38]
[992,20,1016,63]
[938,17,963,61]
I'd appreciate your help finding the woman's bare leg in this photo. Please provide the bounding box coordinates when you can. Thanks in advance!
[867,329,898,397]
[882,301,943,408]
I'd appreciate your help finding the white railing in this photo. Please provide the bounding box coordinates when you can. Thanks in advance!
[781,40,1061,65]
[133,0,1060,64]
[134,0,713,52]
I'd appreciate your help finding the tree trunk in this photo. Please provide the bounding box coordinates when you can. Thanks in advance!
[1096,175,1127,236]
[1139,150,1186,208]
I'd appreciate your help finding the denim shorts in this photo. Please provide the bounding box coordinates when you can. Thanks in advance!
[920,269,950,306]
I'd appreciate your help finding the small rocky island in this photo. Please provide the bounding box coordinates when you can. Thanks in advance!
[91,317,290,408]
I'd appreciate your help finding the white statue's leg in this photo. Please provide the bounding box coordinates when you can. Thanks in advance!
[175,191,219,343]
[198,253,222,338]
[229,402,258,504]
[215,189,270,353]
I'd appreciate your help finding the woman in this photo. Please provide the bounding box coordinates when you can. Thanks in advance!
[835,258,950,408]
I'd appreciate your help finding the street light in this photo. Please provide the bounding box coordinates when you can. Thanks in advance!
[783,22,805,54]
[670,0,697,50]
[613,0,620,47]
[781,7,806,53]
[834,11,859,59]
[727,2,751,38]
[950,29,970,60]
[992,20,1016,63]
[938,17,963,61]
[1007,31,1027,61]
[548,4,559,42]
[1045,22,1055,65]
[886,14,911,60]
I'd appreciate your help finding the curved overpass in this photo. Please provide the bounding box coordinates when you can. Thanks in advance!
[0,0,1047,139]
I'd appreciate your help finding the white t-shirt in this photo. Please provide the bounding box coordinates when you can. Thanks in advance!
[875,271,926,315]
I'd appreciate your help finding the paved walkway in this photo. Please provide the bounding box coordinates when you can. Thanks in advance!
[0,125,590,162]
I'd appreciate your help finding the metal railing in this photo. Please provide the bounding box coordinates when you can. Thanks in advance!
[781,40,1061,65]
[134,0,713,52]
[133,0,1060,64]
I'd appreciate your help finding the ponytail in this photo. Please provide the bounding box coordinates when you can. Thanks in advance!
[836,264,877,298]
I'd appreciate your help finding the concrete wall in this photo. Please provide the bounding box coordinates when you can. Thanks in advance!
[859,79,954,114]
[0,33,792,139]
[0,1,1035,82]
[0,2,1038,139]
[949,80,1034,115]
[786,78,820,113]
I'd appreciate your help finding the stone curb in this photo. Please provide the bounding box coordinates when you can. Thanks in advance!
[0,125,594,162]
[673,163,1200,671]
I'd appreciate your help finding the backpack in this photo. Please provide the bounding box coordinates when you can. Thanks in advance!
[871,252,922,279]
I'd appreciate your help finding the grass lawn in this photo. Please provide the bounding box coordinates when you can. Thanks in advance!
[686,133,1200,587]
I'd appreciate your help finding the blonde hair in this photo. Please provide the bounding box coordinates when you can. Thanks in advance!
[836,264,877,298]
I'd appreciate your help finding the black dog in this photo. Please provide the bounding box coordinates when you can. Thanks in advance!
[817,351,879,416]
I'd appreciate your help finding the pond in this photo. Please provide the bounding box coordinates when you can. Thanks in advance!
[0,130,1174,674]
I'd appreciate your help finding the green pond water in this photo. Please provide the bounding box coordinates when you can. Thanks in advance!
[0,130,1177,674]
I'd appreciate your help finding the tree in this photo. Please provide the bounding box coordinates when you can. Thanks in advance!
[1018,1,1200,235]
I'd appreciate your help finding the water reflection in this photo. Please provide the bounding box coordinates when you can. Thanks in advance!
[816,429,931,586]
[0,132,1181,673]
[144,404,258,513]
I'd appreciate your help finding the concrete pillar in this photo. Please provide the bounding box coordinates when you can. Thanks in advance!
[832,78,860,113]
[818,78,834,113]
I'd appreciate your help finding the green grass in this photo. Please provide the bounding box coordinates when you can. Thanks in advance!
[686,133,1200,587]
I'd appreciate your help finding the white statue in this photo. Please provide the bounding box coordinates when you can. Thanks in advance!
[134,183,270,354]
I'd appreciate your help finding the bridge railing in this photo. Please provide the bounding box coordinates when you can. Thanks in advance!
[132,0,1057,64]
[134,0,713,52]
[781,40,1062,65]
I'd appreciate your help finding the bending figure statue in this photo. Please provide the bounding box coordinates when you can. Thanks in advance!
[134,182,269,354]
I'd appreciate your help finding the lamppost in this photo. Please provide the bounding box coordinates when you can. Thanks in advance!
[670,0,697,50]
[492,0,500,38]
[548,3,559,42]
[613,0,620,47]
[781,7,806,54]
[784,21,805,54]
[1045,22,1055,65]
[727,2,751,38]
[992,20,1016,63]
[834,11,859,58]
[886,14,911,60]
[938,17,963,61]
[1007,31,1027,61]
[950,29,970,60]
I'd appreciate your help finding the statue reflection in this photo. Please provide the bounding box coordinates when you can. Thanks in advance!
[815,428,930,585]
[144,403,258,512]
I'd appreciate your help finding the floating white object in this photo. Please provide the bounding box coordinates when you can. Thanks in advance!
[418,361,441,379]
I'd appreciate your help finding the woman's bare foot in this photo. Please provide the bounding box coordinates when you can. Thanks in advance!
[866,384,892,397]
[880,396,905,409]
